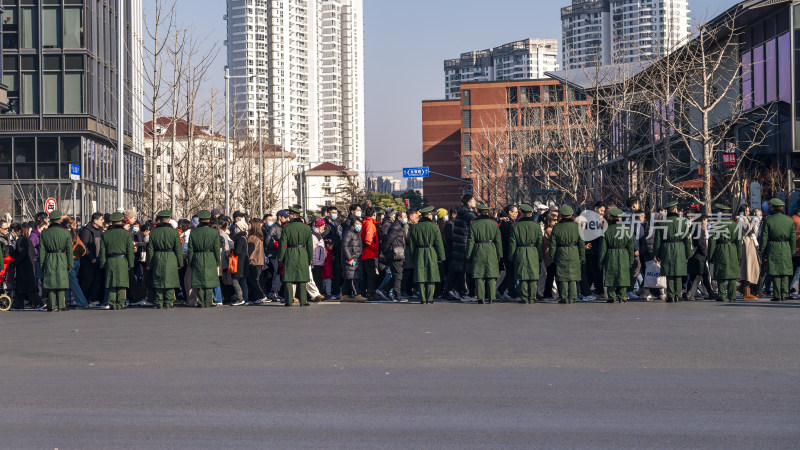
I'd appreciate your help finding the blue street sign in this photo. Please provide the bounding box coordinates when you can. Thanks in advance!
[402,167,429,178]
[69,164,81,180]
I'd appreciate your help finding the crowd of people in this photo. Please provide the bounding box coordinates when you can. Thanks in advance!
[1,192,797,311]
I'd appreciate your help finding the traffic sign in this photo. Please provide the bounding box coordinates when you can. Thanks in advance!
[402,167,429,178]
[44,198,57,214]
[69,164,81,181]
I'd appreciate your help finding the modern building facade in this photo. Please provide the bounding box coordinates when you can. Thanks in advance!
[421,99,465,209]
[561,0,691,70]
[444,38,559,100]
[0,0,145,221]
[225,0,366,181]
[367,175,401,194]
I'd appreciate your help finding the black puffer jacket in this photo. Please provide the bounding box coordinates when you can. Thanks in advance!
[382,219,405,261]
[450,205,477,272]
[342,228,363,280]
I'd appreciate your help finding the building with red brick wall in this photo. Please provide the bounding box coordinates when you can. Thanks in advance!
[421,99,465,209]
[422,79,593,208]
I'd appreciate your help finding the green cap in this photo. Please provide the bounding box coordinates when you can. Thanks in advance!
[156,209,172,219]
[476,204,490,212]
[49,210,63,220]
[609,207,624,218]
[519,204,534,213]
[197,209,212,220]
[714,204,731,211]
[664,200,679,210]
[287,206,303,215]
[559,205,574,216]
[769,198,785,207]
[419,206,435,214]
[109,212,124,222]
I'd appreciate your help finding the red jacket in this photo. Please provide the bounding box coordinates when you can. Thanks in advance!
[793,215,800,257]
[361,216,380,260]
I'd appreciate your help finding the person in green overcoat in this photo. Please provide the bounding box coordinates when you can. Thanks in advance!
[653,200,692,302]
[278,206,314,307]
[508,204,544,304]
[759,198,796,301]
[550,205,585,304]
[466,204,503,304]
[146,210,183,309]
[187,210,221,308]
[99,212,134,310]
[708,204,742,302]
[409,206,446,304]
[599,208,634,303]
[40,210,72,311]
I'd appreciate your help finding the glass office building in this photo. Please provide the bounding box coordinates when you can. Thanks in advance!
[0,0,143,222]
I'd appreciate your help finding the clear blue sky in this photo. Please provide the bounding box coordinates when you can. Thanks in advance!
[158,0,737,180]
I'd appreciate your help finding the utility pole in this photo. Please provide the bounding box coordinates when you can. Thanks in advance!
[117,0,125,212]
[224,68,230,215]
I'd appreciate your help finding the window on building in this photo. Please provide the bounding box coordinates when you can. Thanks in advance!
[324,176,331,183]
[462,133,471,152]
[521,107,540,126]
[2,8,19,49]
[742,51,752,110]
[37,137,58,179]
[20,7,38,49]
[506,108,518,127]
[20,56,39,115]
[462,110,471,129]
[14,137,35,179]
[63,7,84,48]
[42,7,62,48]
[462,90,470,106]
[507,87,518,104]
[462,154,471,176]
[753,44,765,106]
[0,138,10,178]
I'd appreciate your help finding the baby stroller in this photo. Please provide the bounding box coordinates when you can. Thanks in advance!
[0,254,15,311]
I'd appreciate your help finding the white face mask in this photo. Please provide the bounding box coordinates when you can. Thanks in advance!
[354,224,362,233]
[331,213,338,221]
[132,227,140,233]
[402,218,408,224]
[355,211,362,218]
[266,221,274,227]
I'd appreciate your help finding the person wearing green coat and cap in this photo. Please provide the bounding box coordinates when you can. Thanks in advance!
[146,210,183,309]
[599,208,634,303]
[99,212,134,310]
[187,210,221,308]
[40,210,73,311]
[550,205,585,304]
[708,204,742,302]
[466,204,503,304]
[409,206,446,304]
[653,200,692,302]
[759,198,796,301]
[508,204,544,304]
[278,206,314,306]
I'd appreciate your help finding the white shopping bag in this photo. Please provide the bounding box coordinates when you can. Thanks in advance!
[643,260,667,290]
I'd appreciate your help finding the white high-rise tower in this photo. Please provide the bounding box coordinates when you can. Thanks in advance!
[225,0,365,178]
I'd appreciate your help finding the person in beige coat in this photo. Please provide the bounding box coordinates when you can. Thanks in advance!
[737,205,760,299]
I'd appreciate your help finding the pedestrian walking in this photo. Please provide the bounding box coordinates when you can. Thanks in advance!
[246,218,268,304]
[278,206,314,306]
[653,200,692,302]
[708,204,742,302]
[99,212,135,310]
[39,211,72,312]
[759,198,796,301]
[187,210,221,308]
[685,214,715,300]
[360,207,380,300]
[146,210,183,309]
[445,194,478,300]
[550,205,585,304]
[409,206,446,304]
[341,218,366,302]
[11,223,45,310]
[466,204,503,304]
[508,204,544,304]
[599,208,634,303]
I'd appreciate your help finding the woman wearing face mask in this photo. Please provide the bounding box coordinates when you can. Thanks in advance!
[311,218,328,301]
[246,218,268,305]
[11,222,46,310]
[61,216,89,309]
[230,216,250,306]
[341,218,367,302]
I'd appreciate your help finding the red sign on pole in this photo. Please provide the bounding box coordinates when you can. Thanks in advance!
[722,153,736,168]
[44,198,57,214]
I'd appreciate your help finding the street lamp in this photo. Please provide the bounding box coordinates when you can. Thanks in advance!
[224,68,255,215]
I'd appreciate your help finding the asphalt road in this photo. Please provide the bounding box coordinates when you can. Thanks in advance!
[1,299,799,449]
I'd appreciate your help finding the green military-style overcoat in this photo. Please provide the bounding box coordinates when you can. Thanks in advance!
[508,217,544,281]
[550,218,585,282]
[599,223,634,287]
[466,217,503,279]
[408,218,446,283]
[278,219,313,283]
[146,223,183,289]
[40,225,72,290]
[99,225,134,288]
[708,219,742,280]
[653,213,692,277]
[187,224,221,289]
[759,212,796,276]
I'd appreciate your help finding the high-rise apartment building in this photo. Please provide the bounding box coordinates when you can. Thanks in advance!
[225,0,365,180]
[0,0,145,220]
[444,38,559,100]
[561,0,691,70]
